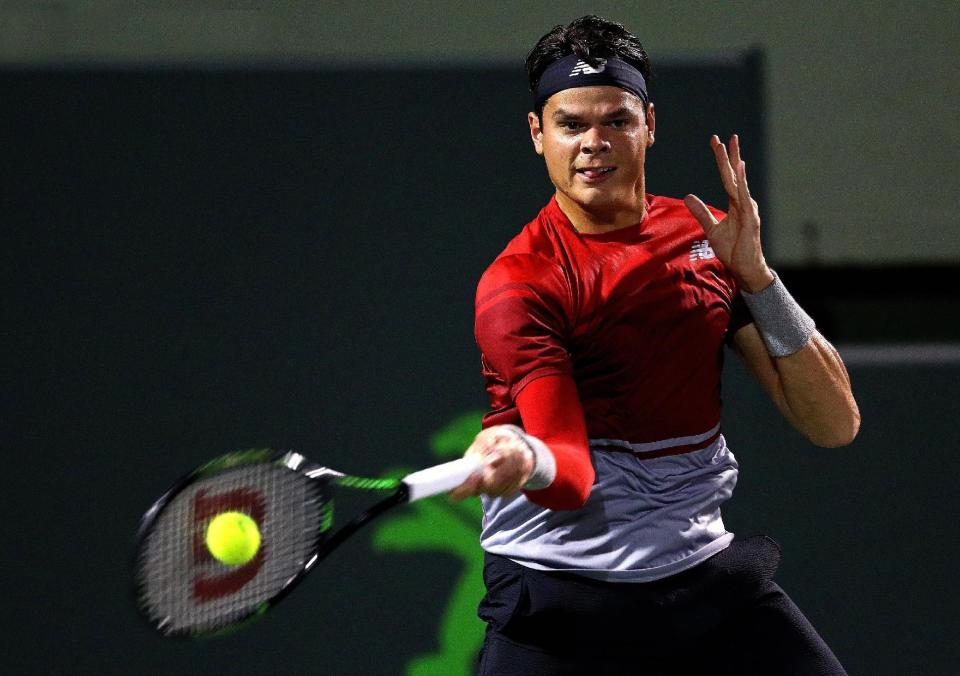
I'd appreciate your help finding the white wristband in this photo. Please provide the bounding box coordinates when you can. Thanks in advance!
[500,425,557,490]
[741,271,816,357]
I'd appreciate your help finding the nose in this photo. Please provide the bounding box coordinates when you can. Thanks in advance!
[580,126,611,154]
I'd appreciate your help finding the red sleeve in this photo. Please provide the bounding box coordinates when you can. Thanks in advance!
[517,374,594,511]
[475,255,572,399]
[474,256,592,510]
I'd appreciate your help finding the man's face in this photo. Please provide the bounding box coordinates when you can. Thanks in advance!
[529,86,655,223]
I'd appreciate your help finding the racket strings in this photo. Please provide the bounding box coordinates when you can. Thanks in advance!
[135,463,326,636]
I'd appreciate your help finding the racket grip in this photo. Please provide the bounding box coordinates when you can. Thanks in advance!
[402,456,483,502]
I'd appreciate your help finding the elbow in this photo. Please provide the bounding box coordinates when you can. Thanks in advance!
[552,478,594,510]
[808,408,861,448]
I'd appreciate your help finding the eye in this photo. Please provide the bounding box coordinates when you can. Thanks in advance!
[553,117,584,132]
[608,119,628,129]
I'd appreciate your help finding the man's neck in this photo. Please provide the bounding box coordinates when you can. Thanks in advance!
[555,191,647,234]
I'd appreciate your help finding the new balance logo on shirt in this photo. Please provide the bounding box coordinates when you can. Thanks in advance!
[569,59,606,76]
[690,240,716,261]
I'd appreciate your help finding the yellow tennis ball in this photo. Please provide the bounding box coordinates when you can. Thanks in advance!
[205,511,261,566]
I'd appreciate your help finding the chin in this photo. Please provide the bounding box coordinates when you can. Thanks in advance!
[572,188,628,211]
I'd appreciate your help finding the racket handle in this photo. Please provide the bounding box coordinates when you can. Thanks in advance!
[402,456,483,502]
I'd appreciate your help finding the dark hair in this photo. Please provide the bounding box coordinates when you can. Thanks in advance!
[525,15,651,116]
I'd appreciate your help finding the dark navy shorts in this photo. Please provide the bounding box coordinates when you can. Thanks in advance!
[477,536,847,676]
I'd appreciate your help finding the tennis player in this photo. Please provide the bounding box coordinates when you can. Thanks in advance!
[451,15,860,676]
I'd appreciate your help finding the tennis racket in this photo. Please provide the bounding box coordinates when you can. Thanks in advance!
[133,448,481,638]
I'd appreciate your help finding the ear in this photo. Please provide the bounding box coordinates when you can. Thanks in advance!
[645,103,656,147]
[528,111,544,156]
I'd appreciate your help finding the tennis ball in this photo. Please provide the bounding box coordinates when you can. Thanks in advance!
[205,511,261,566]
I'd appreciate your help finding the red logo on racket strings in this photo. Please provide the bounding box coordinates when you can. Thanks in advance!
[191,488,266,602]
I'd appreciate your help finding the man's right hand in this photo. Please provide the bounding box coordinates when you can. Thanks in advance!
[448,426,536,501]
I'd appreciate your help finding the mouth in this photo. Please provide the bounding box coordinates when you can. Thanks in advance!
[576,166,616,182]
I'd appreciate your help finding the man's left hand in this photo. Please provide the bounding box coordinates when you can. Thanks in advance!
[684,134,774,293]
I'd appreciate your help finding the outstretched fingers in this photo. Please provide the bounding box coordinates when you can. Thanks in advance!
[711,135,737,202]
[713,134,754,208]
[728,134,742,170]
[736,157,753,204]
[684,193,719,237]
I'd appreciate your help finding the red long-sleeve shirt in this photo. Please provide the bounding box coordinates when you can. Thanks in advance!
[475,195,749,509]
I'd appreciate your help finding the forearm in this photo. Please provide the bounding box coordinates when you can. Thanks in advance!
[518,374,594,510]
[736,273,860,447]
[768,333,860,447]
[452,374,594,509]
[685,135,859,446]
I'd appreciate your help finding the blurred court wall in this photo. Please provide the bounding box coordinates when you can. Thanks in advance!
[2,1,958,265]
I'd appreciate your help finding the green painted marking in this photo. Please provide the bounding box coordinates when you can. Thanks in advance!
[429,411,485,458]
[371,411,487,676]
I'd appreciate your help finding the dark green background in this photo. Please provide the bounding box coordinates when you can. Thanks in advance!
[4,60,957,674]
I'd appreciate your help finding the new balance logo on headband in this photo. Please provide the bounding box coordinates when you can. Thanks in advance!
[569,59,606,76]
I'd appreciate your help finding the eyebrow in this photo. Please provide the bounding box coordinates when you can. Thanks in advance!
[603,107,636,119]
[551,106,637,120]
